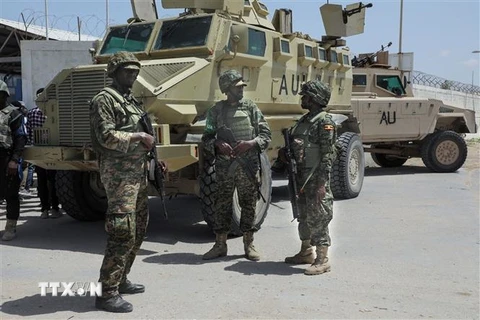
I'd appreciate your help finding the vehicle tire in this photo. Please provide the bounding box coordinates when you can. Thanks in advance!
[331,132,365,199]
[371,152,408,167]
[199,153,272,236]
[421,131,467,172]
[56,170,107,221]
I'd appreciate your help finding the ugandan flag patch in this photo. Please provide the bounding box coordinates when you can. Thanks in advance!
[324,124,334,131]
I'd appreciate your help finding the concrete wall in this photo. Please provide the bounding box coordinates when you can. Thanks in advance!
[413,84,480,133]
[21,41,93,110]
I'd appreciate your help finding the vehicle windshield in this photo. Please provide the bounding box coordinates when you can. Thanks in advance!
[100,23,155,55]
[376,75,406,95]
[154,16,212,50]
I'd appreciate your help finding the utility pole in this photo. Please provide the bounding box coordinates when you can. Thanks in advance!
[106,0,109,36]
[77,16,81,41]
[44,0,49,40]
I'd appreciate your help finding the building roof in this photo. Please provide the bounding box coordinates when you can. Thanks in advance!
[0,18,99,41]
[0,18,100,74]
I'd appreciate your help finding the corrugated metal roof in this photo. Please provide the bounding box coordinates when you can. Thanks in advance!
[0,18,100,41]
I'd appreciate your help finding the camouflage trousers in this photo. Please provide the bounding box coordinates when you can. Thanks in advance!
[213,159,258,234]
[295,172,333,247]
[98,161,149,298]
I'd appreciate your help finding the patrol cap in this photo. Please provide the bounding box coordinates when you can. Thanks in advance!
[0,80,10,97]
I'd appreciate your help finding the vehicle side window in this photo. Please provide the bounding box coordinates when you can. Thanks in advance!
[247,28,266,56]
[353,74,367,86]
[376,75,405,95]
[154,16,212,50]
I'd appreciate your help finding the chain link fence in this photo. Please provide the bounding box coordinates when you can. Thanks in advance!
[412,70,480,95]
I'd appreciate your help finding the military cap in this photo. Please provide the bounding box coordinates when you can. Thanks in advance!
[219,70,246,93]
[299,79,331,106]
[0,80,10,97]
[106,51,141,78]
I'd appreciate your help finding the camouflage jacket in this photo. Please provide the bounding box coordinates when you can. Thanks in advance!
[0,104,27,163]
[89,85,148,163]
[290,108,336,186]
[202,99,271,162]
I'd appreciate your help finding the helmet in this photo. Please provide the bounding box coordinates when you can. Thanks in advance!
[299,79,331,106]
[218,70,246,93]
[106,51,141,78]
[0,80,10,97]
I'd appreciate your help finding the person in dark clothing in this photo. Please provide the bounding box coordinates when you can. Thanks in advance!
[36,168,61,218]
[28,88,62,219]
[0,80,27,241]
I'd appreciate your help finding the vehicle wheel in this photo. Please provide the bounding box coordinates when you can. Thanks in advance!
[421,131,467,172]
[371,152,408,167]
[56,170,107,221]
[331,132,365,199]
[199,153,272,236]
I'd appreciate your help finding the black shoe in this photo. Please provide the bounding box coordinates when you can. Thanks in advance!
[95,295,133,313]
[118,280,145,294]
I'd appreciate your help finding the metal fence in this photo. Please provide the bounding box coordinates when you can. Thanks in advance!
[412,71,480,95]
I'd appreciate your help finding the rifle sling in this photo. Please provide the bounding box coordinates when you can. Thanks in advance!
[299,161,321,193]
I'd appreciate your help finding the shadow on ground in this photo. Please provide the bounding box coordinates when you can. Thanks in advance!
[143,252,245,265]
[0,195,212,255]
[0,294,96,317]
[224,261,304,276]
[364,165,433,177]
[142,253,304,276]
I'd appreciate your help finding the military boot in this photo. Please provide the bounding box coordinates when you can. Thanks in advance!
[95,294,133,313]
[119,280,145,294]
[304,246,331,275]
[284,240,315,264]
[243,231,260,261]
[2,219,17,241]
[203,233,228,260]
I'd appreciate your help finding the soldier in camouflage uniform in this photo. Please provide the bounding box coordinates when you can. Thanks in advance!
[282,80,337,275]
[90,51,163,313]
[0,80,27,241]
[202,70,271,261]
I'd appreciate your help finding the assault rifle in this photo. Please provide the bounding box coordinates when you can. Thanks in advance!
[139,113,168,219]
[351,41,392,68]
[281,128,300,221]
[216,125,266,203]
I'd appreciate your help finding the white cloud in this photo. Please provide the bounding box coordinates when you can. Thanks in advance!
[440,50,450,57]
[462,59,479,68]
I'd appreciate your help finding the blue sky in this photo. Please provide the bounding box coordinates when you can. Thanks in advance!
[1,0,479,84]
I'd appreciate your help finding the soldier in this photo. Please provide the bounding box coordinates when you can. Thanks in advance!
[90,51,165,313]
[282,80,337,275]
[0,80,27,241]
[202,69,271,261]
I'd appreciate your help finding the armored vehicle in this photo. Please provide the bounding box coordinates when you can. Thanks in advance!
[24,0,371,233]
[350,44,476,171]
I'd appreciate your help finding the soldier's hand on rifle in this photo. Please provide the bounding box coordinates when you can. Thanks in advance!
[133,132,155,150]
[7,161,18,176]
[215,140,233,157]
[317,185,326,202]
[277,147,288,164]
[233,140,256,157]
[158,160,168,173]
